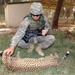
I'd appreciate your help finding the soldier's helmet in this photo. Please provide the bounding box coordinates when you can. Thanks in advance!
[29,2,43,15]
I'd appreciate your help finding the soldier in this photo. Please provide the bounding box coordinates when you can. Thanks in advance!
[3,2,55,56]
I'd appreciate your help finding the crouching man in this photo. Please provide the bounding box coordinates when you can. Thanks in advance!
[3,2,55,56]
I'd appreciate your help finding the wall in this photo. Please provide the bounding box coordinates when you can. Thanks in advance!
[5,2,32,27]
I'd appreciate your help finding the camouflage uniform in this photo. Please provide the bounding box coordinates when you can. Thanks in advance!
[10,2,55,56]
[10,15,55,48]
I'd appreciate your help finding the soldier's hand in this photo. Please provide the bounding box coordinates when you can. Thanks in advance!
[3,46,15,56]
[42,30,47,36]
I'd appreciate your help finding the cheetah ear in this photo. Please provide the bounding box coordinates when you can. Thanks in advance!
[50,54,53,56]
[16,51,20,58]
[54,53,59,58]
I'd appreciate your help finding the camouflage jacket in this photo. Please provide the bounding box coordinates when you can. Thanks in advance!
[10,14,50,47]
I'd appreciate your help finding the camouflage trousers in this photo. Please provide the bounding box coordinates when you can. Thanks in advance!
[18,35,55,49]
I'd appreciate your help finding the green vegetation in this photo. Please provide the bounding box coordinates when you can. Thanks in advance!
[0,30,75,75]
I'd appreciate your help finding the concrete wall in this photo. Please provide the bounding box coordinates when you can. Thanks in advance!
[5,2,32,27]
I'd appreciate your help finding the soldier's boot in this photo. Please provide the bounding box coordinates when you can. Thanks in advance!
[36,44,44,56]
[28,44,34,53]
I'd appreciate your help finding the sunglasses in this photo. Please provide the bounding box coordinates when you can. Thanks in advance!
[31,13,42,17]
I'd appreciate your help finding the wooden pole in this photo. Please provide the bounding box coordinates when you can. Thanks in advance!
[52,0,64,29]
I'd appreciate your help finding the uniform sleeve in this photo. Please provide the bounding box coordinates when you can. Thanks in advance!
[10,17,29,47]
[44,16,50,31]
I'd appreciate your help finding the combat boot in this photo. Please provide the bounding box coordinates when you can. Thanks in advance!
[36,44,44,56]
[28,44,34,53]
